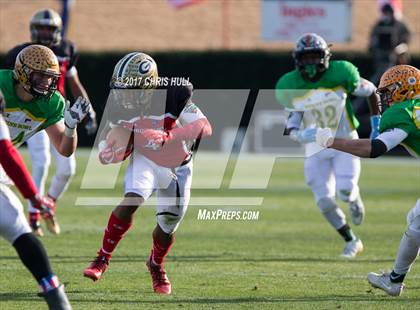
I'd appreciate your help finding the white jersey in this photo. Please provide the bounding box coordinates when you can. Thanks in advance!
[289,88,356,157]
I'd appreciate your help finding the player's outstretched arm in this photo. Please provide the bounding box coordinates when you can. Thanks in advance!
[316,127,408,158]
[329,138,373,158]
[45,96,90,157]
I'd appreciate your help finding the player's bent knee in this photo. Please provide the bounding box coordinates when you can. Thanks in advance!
[406,226,420,244]
[337,189,352,203]
[32,159,51,171]
[407,215,420,242]
[55,163,76,178]
[406,200,420,225]
[30,150,51,166]
[317,197,338,213]
[121,192,144,207]
[0,218,32,244]
[58,172,74,182]
[157,214,183,234]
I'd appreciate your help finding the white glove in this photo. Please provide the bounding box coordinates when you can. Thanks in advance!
[290,128,317,143]
[64,97,91,129]
[315,128,334,148]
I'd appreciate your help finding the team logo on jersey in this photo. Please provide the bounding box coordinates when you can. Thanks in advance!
[138,60,152,75]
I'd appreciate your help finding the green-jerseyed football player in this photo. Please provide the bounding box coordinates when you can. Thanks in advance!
[275,33,381,259]
[316,64,420,296]
[0,45,90,234]
[0,44,89,152]
[0,44,92,309]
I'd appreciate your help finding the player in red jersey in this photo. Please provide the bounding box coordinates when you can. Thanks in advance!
[83,52,212,295]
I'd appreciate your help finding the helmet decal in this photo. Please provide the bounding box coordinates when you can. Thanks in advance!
[110,52,158,90]
[408,77,417,85]
[377,65,420,108]
[139,60,152,75]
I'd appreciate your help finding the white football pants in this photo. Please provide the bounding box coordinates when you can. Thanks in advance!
[124,152,192,234]
[27,130,76,213]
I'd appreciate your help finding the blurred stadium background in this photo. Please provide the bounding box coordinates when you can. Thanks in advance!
[1,1,419,309]
[1,0,419,52]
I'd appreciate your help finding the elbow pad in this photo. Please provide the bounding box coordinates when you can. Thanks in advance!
[370,139,388,158]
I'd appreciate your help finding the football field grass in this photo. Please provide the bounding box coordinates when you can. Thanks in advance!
[0,150,419,309]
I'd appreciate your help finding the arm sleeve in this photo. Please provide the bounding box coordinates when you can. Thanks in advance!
[351,78,376,97]
[68,41,79,69]
[341,61,360,94]
[178,102,206,125]
[169,103,212,141]
[275,76,294,109]
[286,111,303,131]
[0,117,37,198]
[376,128,409,151]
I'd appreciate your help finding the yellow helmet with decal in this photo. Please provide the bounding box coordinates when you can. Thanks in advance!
[14,45,60,97]
[377,65,420,107]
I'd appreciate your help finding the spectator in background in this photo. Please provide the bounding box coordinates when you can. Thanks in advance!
[354,1,411,139]
[369,3,411,84]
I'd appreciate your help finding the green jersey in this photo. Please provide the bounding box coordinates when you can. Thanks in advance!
[0,70,65,147]
[379,98,420,157]
[275,60,361,132]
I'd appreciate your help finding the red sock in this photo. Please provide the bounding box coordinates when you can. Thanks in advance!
[29,212,41,222]
[99,213,132,259]
[151,236,174,266]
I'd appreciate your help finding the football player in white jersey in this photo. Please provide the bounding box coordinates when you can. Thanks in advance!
[276,33,381,258]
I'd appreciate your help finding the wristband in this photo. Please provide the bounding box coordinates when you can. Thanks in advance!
[64,125,76,137]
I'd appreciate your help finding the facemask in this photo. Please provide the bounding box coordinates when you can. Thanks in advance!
[304,64,318,78]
